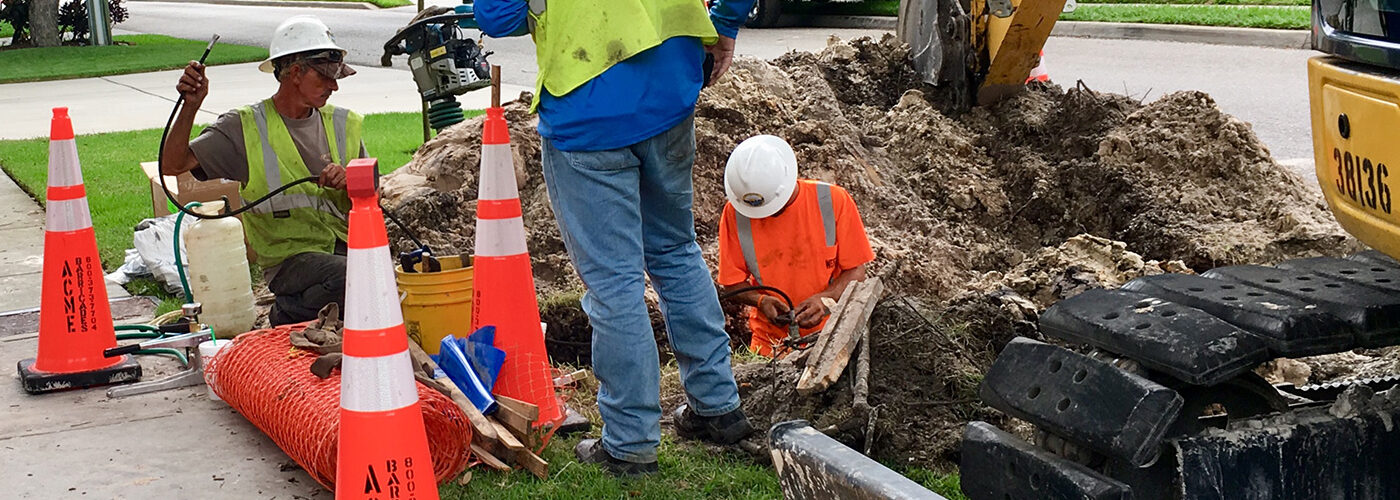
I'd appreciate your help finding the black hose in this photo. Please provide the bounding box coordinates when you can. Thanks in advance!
[719,284,794,310]
[157,35,323,220]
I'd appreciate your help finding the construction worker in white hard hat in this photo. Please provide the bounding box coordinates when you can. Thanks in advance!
[159,15,365,327]
[718,135,876,358]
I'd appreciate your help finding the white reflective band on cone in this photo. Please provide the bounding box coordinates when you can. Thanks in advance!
[478,144,520,201]
[474,217,528,257]
[345,246,404,331]
[46,198,93,232]
[340,350,419,412]
[47,140,84,188]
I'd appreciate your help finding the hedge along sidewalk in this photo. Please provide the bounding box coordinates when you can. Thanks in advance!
[0,111,452,269]
[0,34,267,84]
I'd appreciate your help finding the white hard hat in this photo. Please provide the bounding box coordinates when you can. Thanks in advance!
[259,16,347,73]
[725,135,799,219]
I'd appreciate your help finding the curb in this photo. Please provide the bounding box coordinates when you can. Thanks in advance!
[776,15,1310,49]
[128,0,381,10]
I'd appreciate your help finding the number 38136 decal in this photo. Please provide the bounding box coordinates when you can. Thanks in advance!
[1335,148,1392,214]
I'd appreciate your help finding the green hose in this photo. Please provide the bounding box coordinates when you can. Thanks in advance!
[174,201,201,304]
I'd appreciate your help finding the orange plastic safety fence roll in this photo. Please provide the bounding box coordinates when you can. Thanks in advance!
[204,323,471,491]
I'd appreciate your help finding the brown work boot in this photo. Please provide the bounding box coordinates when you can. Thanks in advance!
[672,405,755,445]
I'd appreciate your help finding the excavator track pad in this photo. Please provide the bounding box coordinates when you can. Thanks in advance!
[963,253,1400,499]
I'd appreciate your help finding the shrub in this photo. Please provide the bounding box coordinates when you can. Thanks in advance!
[1,0,127,44]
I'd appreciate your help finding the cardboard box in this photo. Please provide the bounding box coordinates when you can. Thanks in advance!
[140,161,244,217]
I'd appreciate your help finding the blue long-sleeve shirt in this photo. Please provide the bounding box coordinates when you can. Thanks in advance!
[476,0,753,152]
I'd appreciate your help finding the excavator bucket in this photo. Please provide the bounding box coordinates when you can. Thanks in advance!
[769,421,948,500]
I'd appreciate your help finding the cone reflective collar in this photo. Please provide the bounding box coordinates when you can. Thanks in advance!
[336,158,439,500]
[472,107,564,427]
[18,107,141,394]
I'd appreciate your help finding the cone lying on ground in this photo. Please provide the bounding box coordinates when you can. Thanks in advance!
[471,107,563,427]
[17,107,141,394]
[336,158,439,500]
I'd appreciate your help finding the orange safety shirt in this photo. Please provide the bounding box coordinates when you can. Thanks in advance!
[718,179,875,356]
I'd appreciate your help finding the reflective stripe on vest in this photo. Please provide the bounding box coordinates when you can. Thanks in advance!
[527,0,718,111]
[237,99,360,268]
[735,182,837,286]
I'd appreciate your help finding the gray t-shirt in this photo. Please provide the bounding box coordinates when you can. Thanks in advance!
[188,105,367,283]
[189,106,367,184]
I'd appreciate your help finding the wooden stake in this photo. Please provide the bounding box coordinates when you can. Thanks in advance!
[470,444,512,471]
[491,65,501,108]
[517,449,550,479]
[495,394,541,422]
[493,402,534,439]
[798,278,884,395]
[406,342,501,443]
[492,418,527,452]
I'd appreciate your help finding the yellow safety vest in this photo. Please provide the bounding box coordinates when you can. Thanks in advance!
[527,0,718,110]
[236,99,361,268]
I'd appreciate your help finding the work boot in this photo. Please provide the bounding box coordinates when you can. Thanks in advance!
[672,405,755,445]
[574,438,658,478]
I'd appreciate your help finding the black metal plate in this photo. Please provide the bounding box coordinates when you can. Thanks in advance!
[1279,256,1400,295]
[1122,274,1354,357]
[980,338,1182,467]
[1040,288,1270,386]
[1204,265,1400,348]
[960,421,1130,500]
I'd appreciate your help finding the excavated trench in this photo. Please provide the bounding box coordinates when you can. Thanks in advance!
[379,34,1355,471]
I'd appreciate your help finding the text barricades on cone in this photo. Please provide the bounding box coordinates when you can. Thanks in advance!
[472,107,563,427]
[336,158,439,500]
[18,107,141,394]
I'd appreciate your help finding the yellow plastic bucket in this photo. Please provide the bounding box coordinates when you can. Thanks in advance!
[396,255,473,355]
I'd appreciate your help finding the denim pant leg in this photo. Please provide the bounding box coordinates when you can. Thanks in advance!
[540,138,663,464]
[634,116,741,417]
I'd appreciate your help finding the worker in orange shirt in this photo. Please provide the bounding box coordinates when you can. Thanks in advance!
[717,135,875,357]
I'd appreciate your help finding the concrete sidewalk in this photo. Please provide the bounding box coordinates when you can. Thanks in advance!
[0,63,528,498]
[0,62,530,140]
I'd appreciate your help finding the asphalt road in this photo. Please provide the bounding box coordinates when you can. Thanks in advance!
[121,2,1318,169]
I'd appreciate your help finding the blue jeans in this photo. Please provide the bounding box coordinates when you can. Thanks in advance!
[540,114,741,463]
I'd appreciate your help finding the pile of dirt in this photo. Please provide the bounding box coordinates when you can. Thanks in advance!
[379,34,1353,470]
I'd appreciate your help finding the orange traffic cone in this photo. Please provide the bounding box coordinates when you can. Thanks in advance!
[336,158,438,500]
[471,107,563,427]
[1027,50,1050,83]
[18,107,141,394]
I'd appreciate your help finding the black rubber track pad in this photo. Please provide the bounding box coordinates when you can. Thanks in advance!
[1204,265,1400,348]
[1040,288,1270,386]
[961,421,1130,500]
[980,338,1182,467]
[1280,256,1400,295]
[1122,274,1353,357]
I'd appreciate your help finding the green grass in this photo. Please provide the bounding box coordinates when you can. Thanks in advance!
[0,111,467,271]
[1078,0,1307,5]
[787,0,900,17]
[441,432,966,499]
[359,0,413,7]
[1059,4,1310,28]
[1,24,13,39]
[0,34,267,84]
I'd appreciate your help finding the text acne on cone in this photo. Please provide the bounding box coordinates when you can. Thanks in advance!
[335,158,439,500]
[17,107,141,394]
[472,106,563,427]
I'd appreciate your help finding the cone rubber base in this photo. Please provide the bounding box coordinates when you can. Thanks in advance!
[18,356,141,394]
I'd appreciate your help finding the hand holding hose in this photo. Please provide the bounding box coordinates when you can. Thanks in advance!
[319,162,347,190]
[175,61,209,110]
[758,295,791,325]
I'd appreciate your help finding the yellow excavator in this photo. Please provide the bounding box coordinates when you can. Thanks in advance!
[771,1,1400,499]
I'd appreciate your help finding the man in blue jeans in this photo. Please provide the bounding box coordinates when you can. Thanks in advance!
[477,0,756,477]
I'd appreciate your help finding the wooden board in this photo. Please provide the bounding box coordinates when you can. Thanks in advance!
[471,443,512,471]
[798,278,884,395]
[517,449,549,480]
[493,402,534,439]
[495,394,541,422]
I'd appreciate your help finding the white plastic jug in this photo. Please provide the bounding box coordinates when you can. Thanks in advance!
[185,201,255,337]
